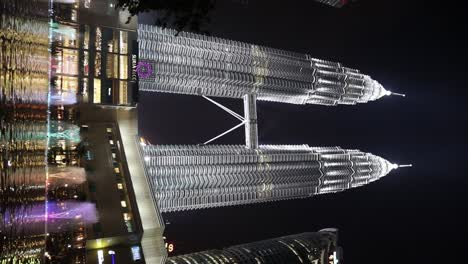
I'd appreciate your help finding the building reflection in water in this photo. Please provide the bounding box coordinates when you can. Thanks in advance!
[0,0,97,263]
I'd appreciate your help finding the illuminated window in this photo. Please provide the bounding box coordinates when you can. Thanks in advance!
[107,54,119,78]
[112,153,117,159]
[83,26,90,49]
[96,27,102,51]
[119,82,128,105]
[93,79,101,103]
[123,213,132,221]
[56,48,79,75]
[82,78,89,103]
[117,183,123,189]
[114,167,120,174]
[71,10,78,22]
[56,76,79,94]
[53,25,78,48]
[121,201,127,207]
[84,0,91,8]
[83,51,89,76]
[106,128,112,133]
[131,246,141,261]
[119,31,128,54]
[107,31,119,53]
[109,139,114,145]
[119,56,128,79]
[95,52,101,76]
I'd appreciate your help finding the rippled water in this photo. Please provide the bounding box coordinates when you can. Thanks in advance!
[1,1,93,263]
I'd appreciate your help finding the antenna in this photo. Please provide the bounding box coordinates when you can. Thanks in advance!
[398,164,413,168]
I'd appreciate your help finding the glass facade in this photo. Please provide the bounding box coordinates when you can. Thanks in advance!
[78,26,134,105]
[119,81,128,105]
[56,48,79,75]
[106,54,119,78]
[53,22,136,106]
[93,79,101,104]
[120,31,128,54]
[95,27,102,51]
[119,55,128,80]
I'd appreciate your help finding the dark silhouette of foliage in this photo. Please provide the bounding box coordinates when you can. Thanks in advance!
[115,0,217,34]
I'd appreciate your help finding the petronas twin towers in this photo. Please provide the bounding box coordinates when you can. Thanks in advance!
[137,24,408,213]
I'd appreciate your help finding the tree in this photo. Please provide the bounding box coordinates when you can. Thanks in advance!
[115,0,216,34]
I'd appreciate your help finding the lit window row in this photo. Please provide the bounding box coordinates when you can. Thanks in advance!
[106,127,135,233]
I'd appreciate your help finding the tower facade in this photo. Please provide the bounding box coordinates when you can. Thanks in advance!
[137,24,397,106]
[140,144,397,212]
[165,229,340,264]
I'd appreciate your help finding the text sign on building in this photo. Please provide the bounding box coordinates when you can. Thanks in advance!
[131,54,138,81]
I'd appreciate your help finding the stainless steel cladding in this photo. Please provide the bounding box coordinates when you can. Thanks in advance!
[140,144,397,212]
[165,230,339,264]
[138,24,392,106]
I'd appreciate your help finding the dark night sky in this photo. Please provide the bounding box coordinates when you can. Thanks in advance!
[138,1,468,263]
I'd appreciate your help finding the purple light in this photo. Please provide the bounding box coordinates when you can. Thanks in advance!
[136,61,153,79]
[2,201,98,234]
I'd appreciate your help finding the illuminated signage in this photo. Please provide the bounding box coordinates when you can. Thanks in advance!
[97,250,104,264]
[165,242,175,253]
[131,55,138,81]
[168,243,174,253]
[131,246,142,261]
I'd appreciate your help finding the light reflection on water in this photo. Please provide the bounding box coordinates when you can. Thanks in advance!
[1,1,96,262]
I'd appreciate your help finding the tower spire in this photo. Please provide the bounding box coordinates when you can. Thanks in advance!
[397,164,413,168]
[390,92,406,97]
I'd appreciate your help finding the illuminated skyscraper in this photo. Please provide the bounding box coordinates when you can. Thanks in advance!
[138,25,404,106]
[128,22,408,263]
[140,143,405,212]
[165,229,341,264]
